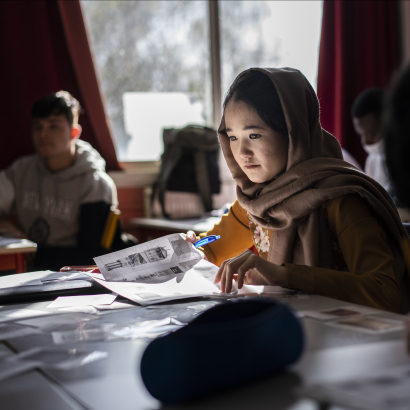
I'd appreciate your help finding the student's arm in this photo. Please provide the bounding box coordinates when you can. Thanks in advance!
[0,170,15,217]
[286,194,402,312]
[198,200,254,266]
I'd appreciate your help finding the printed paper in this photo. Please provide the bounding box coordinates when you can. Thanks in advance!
[88,259,221,305]
[94,233,202,283]
[47,294,117,309]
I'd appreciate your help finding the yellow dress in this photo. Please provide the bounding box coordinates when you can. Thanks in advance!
[200,194,402,312]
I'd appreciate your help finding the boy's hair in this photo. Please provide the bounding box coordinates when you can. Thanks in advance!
[351,88,384,118]
[384,66,410,207]
[223,70,288,138]
[31,91,81,126]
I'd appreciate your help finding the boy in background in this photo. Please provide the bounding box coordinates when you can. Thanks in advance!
[0,91,118,270]
[351,88,390,189]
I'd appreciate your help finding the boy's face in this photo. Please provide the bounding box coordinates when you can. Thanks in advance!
[353,113,382,146]
[31,115,77,159]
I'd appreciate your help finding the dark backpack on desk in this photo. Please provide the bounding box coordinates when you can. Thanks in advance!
[152,125,221,219]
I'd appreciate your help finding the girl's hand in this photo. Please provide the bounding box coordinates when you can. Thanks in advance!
[215,250,288,293]
[183,230,208,261]
[184,230,198,245]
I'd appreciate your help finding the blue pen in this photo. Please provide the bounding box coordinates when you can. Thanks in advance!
[194,235,220,248]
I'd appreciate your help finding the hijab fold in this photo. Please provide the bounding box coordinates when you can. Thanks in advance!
[218,68,408,308]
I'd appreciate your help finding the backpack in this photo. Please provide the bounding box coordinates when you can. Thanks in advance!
[152,125,221,219]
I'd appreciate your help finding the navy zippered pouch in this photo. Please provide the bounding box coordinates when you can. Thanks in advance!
[140,298,304,403]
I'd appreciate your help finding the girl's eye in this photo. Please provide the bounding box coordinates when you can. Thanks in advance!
[228,136,237,142]
[249,133,262,139]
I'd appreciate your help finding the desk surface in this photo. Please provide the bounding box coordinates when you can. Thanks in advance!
[131,216,222,234]
[0,293,407,410]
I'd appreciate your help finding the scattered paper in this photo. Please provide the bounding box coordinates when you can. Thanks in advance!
[0,309,51,323]
[0,323,40,340]
[52,317,184,345]
[94,301,136,311]
[0,270,91,289]
[47,294,117,309]
[301,305,377,321]
[237,284,309,299]
[88,259,221,305]
[94,233,202,283]
[57,306,101,315]
[0,236,22,247]
[326,315,404,334]
[17,313,99,332]
[0,347,108,383]
[300,364,410,410]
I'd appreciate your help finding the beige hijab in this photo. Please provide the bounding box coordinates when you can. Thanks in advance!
[219,68,409,308]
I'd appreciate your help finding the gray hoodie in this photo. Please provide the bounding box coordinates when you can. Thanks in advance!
[0,140,117,247]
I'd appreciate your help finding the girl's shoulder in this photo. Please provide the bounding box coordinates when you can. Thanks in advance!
[326,194,374,236]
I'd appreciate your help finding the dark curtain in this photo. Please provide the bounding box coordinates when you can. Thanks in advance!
[0,0,120,171]
[317,0,400,167]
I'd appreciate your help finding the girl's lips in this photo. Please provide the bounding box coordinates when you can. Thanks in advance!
[244,164,259,169]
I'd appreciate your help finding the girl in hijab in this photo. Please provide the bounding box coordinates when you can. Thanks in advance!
[187,67,410,313]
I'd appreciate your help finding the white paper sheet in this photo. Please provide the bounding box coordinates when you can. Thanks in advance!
[47,294,117,309]
[87,259,221,305]
[0,347,108,382]
[301,364,410,410]
[326,315,404,334]
[0,309,51,323]
[301,305,381,321]
[0,323,40,340]
[0,270,90,289]
[51,317,184,344]
[236,284,309,299]
[94,233,202,283]
[16,313,99,332]
[0,236,22,247]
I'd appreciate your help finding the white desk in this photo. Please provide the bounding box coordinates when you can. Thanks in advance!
[0,294,407,410]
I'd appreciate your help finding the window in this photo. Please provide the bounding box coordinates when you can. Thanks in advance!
[219,1,323,93]
[81,1,212,161]
[81,0,323,164]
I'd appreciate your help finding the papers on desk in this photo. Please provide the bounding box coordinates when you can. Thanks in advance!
[89,259,221,306]
[301,305,404,334]
[238,284,309,299]
[0,323,40,340]
[47,294,117,309]
[0,270,91,289]
[0,235,22,247]
[0,308,51,323]
[301,364,410,410]
[0,347,108,383]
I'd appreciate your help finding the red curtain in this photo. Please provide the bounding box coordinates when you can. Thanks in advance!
[0,0,120,171]
[317,0,400,167]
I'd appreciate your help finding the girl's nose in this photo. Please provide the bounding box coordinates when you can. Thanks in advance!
[238,139,253,158]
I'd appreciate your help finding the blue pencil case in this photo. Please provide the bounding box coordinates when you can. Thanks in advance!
[140,298,304,403]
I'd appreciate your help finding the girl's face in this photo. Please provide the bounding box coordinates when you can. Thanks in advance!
[224,99,288,183]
